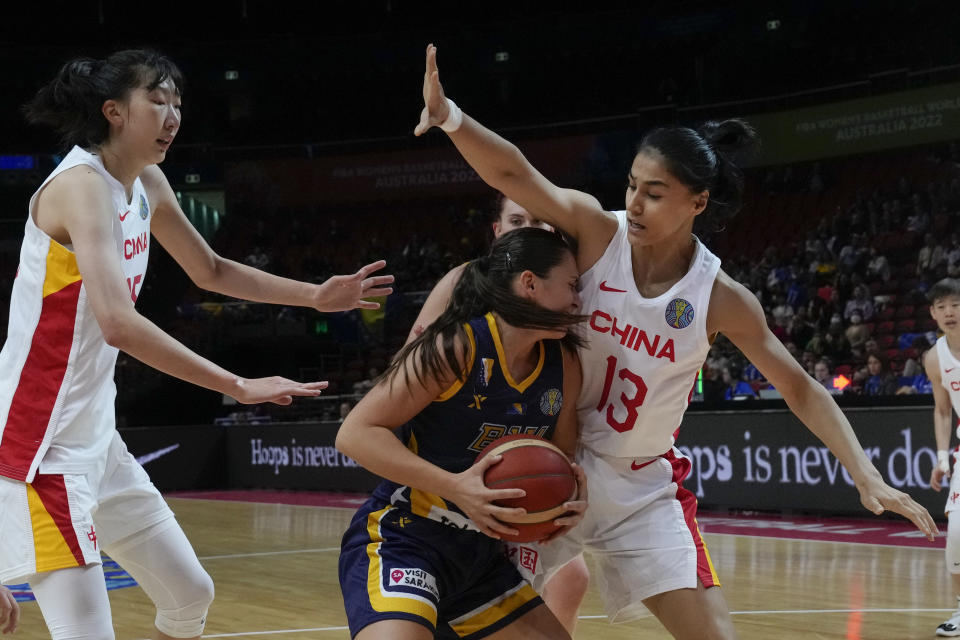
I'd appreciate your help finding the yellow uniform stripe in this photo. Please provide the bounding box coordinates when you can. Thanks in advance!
[364,506,437,623]
[42,240,81,299]
[485,313,543,393]
[27,484,81,573]
[436,324,476,402]
[695,519,721,586]
[448,583,539,637]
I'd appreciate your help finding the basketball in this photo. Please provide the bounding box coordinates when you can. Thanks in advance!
[475,434,577,542]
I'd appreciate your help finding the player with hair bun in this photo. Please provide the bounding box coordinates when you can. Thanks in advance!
[415,44,937,639]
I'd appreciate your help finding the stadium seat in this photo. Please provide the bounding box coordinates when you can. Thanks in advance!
[876,320,896,334]
[895,319,916,333]
[894,305,914,319]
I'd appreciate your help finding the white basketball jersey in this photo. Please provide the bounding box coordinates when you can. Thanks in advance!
[935,336,960,439]
[0,146,151,482]
[576,210,720,457]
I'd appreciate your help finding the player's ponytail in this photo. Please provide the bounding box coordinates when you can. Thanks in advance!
[384,228,585,390]
[638,118,759,236]
[23,49,183,150]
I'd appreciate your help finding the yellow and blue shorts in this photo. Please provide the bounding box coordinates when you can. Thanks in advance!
[339,498,542,639]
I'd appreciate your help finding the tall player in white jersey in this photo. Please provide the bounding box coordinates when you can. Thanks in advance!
[0,50,393,639]
[413,45,937,639]
[925,279,960,637]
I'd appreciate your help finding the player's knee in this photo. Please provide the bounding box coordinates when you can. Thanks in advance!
[565,556,590,597]
[947,524,960,574]
[154,569,215,638]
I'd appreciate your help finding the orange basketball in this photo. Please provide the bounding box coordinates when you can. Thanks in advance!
[475,434,577,543]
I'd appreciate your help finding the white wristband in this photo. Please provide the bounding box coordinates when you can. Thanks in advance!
[439,97,463,132]
[939,449,951,473]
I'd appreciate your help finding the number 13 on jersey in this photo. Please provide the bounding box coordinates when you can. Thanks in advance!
[596,355,648,432]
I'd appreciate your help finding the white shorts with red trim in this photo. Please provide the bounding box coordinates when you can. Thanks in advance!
[0,431,173,583]
[945,450,960,515]
[507,445,719,623]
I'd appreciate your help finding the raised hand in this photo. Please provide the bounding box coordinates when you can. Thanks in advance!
[233,378,328,406]
[314,260,394,312]
[414,44,452,136]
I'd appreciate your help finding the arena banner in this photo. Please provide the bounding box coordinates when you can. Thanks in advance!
[120,425,228,492]
[676,406,945,517]
[745,82,960,165]
[225,135,597,206]
[225,422,381,493]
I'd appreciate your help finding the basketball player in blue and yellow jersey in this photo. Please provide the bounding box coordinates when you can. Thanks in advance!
[402,195,590,635]
[337,228,587,640]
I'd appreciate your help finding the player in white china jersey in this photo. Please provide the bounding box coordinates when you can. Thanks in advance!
[0,49,392,640]
[926,278,960,637]
[414,44,937,639]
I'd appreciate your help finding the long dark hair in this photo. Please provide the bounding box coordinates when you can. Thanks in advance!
[638,118,759,236]
[386,227,586,389]
[23,49,184,151]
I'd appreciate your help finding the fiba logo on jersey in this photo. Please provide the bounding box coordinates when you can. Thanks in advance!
[539,388,562,416]
[664,298,695,329]
[139,194,149,220]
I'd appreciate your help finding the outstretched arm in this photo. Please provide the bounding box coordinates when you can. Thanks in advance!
[143,165,393,312]
[709,271,938,540]
[41,167,324,405]
[414,44,616,272]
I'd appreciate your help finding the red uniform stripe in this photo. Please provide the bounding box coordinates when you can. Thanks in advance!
[32,474,85,566]
[663,449,720,588]
[0,280,81,480]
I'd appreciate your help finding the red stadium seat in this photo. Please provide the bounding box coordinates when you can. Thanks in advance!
[877,307,896,320]
[876,320,896,334]
[895,305,914,319]
[877,334,896,349]
[895,319,916,333]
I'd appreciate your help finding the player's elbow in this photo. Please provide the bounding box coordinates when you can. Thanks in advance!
[188,254,223,292]
[98,310,139,350]
[335,423,359,459]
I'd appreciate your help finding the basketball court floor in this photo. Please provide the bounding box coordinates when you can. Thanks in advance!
[8,491,951,639]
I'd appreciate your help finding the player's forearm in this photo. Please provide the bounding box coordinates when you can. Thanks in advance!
[197,256,319,308]
[784,379,882,484]
[336,423,456,496]
[102,311,242,398]
[447,114,535,194]
[934,410,954,452]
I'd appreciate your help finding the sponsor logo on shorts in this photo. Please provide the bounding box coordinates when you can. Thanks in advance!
[388,568,439,598]
[505,545,539,573]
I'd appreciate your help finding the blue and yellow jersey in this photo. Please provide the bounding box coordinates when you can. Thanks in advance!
[371,312,565,532]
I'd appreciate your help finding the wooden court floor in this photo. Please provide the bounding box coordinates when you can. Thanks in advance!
[11,497,953,639]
